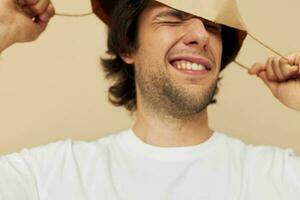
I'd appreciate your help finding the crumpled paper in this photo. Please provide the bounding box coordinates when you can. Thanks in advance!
[155,0,247,31]
[91,0,247,31]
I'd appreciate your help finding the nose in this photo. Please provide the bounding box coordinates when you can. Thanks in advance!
[182,18,209,50]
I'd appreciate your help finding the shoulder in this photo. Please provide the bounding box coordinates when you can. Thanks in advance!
[215,131,296,160]
[215,132,298,177]
[0,129,128,172]
[217,132,300,194]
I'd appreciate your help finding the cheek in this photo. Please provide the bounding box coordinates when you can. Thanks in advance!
[209,35,223,66]
[139,28,180,57]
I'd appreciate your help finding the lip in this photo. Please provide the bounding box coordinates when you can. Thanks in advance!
[168,55,213,70]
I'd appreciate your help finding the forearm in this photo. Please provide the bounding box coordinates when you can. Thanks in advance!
[0,26,14,52]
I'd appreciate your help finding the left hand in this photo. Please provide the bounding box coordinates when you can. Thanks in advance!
[248,53,300,111]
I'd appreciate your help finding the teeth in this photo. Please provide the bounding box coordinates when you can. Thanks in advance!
[192,63,198,70]
[187,63,192,70]
[173,61,207,71]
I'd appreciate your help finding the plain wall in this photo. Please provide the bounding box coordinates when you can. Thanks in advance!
[0,0,300,155]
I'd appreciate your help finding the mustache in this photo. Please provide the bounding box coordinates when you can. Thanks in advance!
[168,50,216,65]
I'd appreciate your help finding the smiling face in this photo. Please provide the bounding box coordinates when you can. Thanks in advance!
[122,1,223,119]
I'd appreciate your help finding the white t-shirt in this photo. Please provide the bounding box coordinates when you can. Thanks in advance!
[0,129,299,200]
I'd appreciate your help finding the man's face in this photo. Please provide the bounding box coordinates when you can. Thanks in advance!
[123,1,223,118]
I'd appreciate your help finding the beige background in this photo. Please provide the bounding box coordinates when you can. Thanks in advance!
[0,0,299,155]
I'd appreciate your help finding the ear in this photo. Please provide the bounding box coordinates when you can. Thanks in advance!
[121,53,134,64]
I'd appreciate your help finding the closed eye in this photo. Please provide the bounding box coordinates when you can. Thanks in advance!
[158,20,183,26]
[153,9,192,26]
[153,9,222,32]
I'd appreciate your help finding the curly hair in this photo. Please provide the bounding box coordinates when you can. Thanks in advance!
[101,0,242,112]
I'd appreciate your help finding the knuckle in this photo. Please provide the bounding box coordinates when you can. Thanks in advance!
[271,57,278,65]
[266,64,273,72]
[271,59,276,66]
[273,66,284,80]
[278,76,284,82]
[267,74,276,81]
[24,0,38,5]
[22,6,35,16]
[30,4,43,15]
[267,68,278,81]
[279,58,287,65]
[296,55,300,63]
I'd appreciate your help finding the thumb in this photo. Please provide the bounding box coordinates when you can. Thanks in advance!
[248,62,265,75]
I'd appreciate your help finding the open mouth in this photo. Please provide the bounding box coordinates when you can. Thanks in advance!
[169,56,212,74]
[172,60,208,71]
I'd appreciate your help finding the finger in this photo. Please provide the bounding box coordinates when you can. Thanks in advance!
[248,62,265,75]
[297,54,300,66]
[17,0,26,6]
[257,71,278,92]
[34,17,48,31]
[266,57,278,81]
[37,3,54,25]
[38,12,49,22]
[47,2,55,18]
[271,57,285,81]
[27,0,50,16]
[286,53,300,66]
[278,58,299,80]
[22,5,36,17]
[291,53,300,66]
[22,0,39,5]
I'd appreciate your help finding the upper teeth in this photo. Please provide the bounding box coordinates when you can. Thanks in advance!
[173,61,206,71]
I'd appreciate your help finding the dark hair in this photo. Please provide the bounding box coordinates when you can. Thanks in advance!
[101,0,241,112]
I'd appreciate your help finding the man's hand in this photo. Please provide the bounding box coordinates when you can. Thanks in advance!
[249,53,300,111]
[0,0,55,52]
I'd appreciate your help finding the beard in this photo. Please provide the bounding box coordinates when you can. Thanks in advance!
[135,59,218,120]
[162,78,218,118]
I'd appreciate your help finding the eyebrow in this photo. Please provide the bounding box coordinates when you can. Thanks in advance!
[153,9,223,30]
[154,9,192,20]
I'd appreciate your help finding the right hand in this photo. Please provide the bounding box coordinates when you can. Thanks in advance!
[0,0,55,52]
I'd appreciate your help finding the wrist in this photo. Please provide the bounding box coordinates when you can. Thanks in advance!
[0,25,16,52]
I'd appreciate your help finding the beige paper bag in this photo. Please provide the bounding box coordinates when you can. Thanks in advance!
[91,0,247,30]
[155,0,246,31]
[91,0,248,56]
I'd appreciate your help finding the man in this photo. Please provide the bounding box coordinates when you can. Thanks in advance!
[0,0,300,199]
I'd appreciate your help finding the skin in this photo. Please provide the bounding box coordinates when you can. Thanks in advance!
[123,1,223,146]
[249,54,300,111]
[0,0,54,52]
[1,0,300,147]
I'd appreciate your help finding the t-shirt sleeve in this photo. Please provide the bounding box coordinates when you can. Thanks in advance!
[0,151,39,200]
[247,146,300,199]
[0,140,72,200]
[283,148,300,198]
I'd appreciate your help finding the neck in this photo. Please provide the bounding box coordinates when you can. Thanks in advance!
[132,107,213,147]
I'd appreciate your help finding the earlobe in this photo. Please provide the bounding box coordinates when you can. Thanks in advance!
[121,54,134,64]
